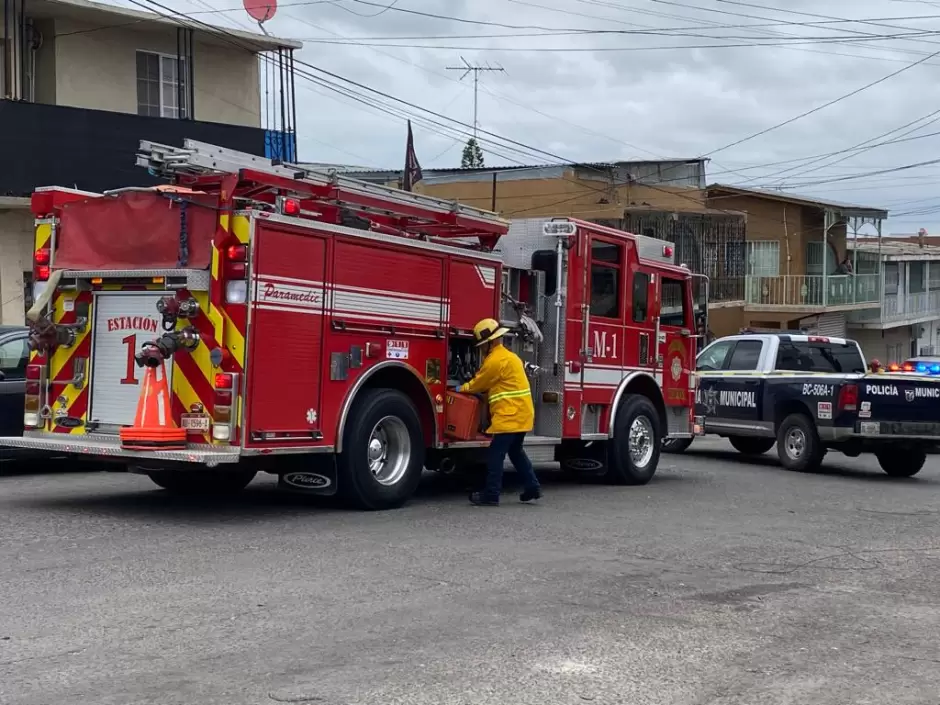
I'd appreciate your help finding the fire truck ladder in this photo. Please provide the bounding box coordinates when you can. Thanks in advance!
[137,139,509,244]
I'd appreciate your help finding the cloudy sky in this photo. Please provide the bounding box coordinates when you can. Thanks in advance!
[119,0,940,234]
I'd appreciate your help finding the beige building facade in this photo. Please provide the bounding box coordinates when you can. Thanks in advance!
[0,0,299,324]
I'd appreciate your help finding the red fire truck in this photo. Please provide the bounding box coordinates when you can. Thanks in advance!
[1,140,703,509]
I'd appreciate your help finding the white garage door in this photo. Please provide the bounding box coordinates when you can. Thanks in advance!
[800,312,846,338]
[89,293,171,429]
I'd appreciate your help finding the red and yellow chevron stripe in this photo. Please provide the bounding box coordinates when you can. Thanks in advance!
[207,212,250,443]
[31,212,254,444]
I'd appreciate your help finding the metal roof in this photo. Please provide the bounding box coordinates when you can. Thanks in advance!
[852,240,940,259]
[339,158,709,178]
[706,183,888,219]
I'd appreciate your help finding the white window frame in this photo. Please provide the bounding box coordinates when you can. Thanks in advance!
[746,241,780,277]
[805,241,824,276]
[136,50,188,119]
[928,261,940,290]
[885,262,899,295]
[910,261,927,294]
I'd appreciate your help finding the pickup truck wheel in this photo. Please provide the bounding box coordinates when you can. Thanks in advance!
[337,388,425,510]
[147,469,257,495]
[606,395,661,485]
[876,448,927,478]
[728,436,775,455]
[662,437,693,454]
[776,413,825,472]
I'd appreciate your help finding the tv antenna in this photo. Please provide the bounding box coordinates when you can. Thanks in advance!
[446,56,505,138]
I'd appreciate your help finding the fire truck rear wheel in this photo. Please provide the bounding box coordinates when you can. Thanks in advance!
[606,395,661,485]
[146,469,258,495]
[338,388,425,510]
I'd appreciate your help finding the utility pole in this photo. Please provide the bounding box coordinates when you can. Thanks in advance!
[445,56,505,137]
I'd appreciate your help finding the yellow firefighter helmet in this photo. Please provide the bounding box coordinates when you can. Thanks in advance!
[472,318,510,347]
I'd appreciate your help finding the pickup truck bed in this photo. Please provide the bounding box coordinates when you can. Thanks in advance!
[669,333,940,476]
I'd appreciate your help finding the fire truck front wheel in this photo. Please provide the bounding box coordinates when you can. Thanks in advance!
[606,395,662,485]
[338,388,425,510]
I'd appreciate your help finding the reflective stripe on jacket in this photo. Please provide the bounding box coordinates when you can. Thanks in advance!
[459,343,535,434]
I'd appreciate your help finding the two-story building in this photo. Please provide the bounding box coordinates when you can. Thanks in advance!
[846,239,940,363]
[0,0,301,323]
[703,184,887,339]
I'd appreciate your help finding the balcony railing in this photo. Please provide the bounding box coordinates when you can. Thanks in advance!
[850,290,940,327]
[0,100,294,196]
[745,274,881,309]
[884,290,940,319]
[706,276,744,304]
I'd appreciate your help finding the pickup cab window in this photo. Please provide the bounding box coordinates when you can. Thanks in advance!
[776,341,865,373]
[697,340,735,371]
[726,340,763,371]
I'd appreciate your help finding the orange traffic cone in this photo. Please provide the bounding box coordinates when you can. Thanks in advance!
[119,360,187,450]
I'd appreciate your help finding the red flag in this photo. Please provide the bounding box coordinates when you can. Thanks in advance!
[402,120,423,192]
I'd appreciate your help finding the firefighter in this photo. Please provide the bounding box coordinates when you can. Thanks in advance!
[455,318,542,506]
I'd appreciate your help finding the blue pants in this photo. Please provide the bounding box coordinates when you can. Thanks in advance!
[484,432,540,500]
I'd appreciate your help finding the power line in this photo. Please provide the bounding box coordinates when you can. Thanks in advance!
[125,0,911,227]
[699,42,940,157]
[289,31,940,52]
[761,111,940,185]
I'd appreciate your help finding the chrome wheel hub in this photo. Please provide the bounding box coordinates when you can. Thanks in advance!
[367,416,411,486]
[629,416,655,469]
[785,427,806,460]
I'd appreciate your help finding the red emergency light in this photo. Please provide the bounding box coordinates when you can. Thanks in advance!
[662,245,673,258]
[281,198,301,216]
[227,244,247,261]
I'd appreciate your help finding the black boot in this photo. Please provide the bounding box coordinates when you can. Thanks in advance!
[469,491,499,506]
[519,487,542,503]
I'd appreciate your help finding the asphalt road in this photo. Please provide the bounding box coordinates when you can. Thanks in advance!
[2,440,940,705]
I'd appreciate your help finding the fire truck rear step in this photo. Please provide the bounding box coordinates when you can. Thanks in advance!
[5,433,241,467]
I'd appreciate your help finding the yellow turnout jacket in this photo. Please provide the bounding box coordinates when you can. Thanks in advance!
[459,343,535,434]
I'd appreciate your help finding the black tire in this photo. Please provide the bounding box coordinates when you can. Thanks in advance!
[876,448,927,478]
[662,437,693,454]
[147,469,257,495]
[728,436,775,456]
[776,413,825,472]
[337,388,425,510]
[605,395,661,485]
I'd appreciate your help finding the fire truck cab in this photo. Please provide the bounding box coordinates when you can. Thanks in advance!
[1,140,703,510]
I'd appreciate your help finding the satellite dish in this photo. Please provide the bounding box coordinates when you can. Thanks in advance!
[244,0,277,23]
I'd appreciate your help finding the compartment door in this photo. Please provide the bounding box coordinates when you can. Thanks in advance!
[247,226,327,441]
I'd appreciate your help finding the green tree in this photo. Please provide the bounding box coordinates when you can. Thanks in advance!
[461,138,485,168]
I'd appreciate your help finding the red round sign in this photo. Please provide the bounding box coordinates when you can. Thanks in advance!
[244,0,277,22]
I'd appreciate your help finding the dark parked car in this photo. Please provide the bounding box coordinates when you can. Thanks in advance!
[0,325,29,439]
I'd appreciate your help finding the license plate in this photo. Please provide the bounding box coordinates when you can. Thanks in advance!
[860,421,880,435]
[180,414,210,432]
